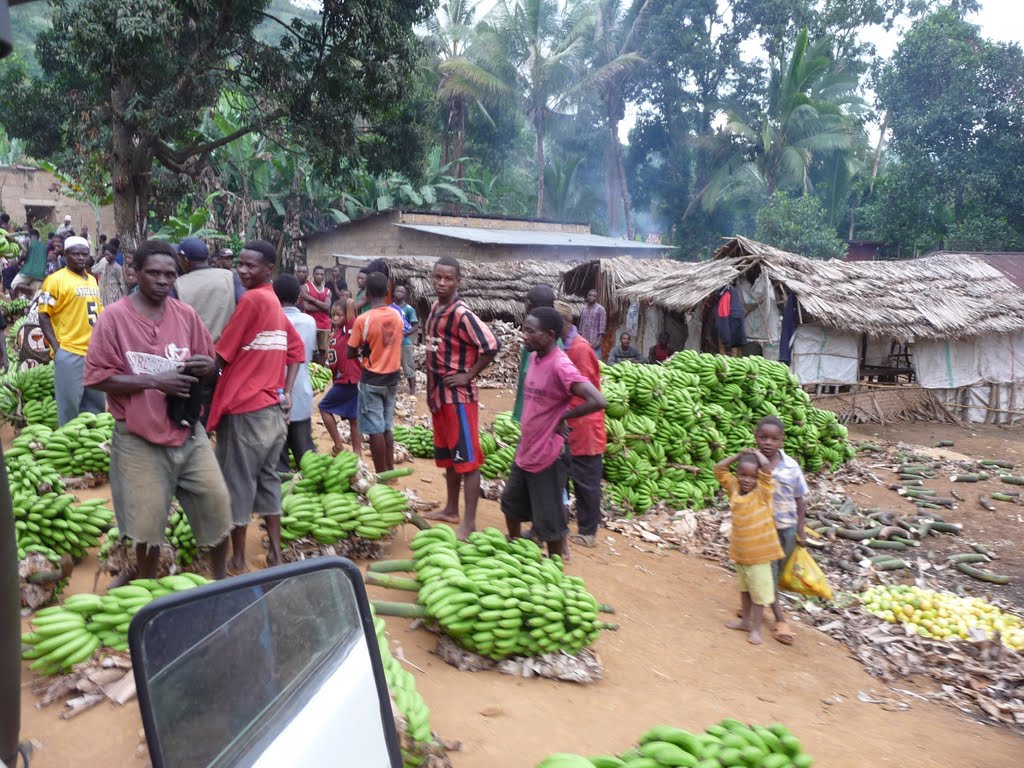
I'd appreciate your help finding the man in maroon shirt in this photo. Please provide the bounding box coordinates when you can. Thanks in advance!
[209,240,305,572]
[84,240,231,580]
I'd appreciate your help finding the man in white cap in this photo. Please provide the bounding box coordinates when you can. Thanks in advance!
[55,215,74,238]
[37,235,106,425]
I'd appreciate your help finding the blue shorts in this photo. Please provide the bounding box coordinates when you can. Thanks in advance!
[357,379,397,435]
[319,382,359,419]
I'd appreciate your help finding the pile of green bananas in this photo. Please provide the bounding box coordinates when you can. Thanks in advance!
[492,411,521,446]
[600,353,853,514]
[536,720,814,768]
[165,505,198,566]
[281,486,407,544]
[23,397,58,429]
[0,363,58,428]
[372,609,437,767]
[392,424,435,458]
[21,575,210,674]
[13,481,114,561]
[477,412,521,480]
[0,229,18,258]
[0,297,31,318]
[309,361,332,393]
[480,442,516,479]
[374,526,616,660]
[6,411,114,476]
[292,450,361,494]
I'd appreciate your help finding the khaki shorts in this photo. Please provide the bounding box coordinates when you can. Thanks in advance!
[400,345,415,380]
[110,421,231,547]
[216,405,287,526]
[316,328,331,353]
[735,562,776,606]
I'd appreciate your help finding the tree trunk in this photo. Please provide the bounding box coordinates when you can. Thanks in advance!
[110,82,151,249]
[452,101,466,181]
[609,115,635,240]
[535,122,545,218]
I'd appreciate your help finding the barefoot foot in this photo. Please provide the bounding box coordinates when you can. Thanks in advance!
[425,509,460,524]
[726,619,750,632]
[748,629,764,645]
[455,522,475,541]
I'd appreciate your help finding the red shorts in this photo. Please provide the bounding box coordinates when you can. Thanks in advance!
[432,402,483,474]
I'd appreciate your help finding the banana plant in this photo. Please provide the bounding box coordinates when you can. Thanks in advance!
[150,192,228,242]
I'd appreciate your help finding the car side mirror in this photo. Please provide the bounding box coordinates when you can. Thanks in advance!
[129,558,402,768]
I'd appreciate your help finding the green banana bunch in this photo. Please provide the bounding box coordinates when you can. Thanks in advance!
[409,525,615,660]
[308,361,332,393]
[392,424,435,458]
[480,444,515,480]
[21,574,210,674]
[491,411,521,447]
[13,485,114,560]
[293,450,361,494]
[280,474,408,545]
[22,397,58,429]
[371,610,437,766]
[535,720,815,768]
[165,505,198,566]
[17,411,115,476]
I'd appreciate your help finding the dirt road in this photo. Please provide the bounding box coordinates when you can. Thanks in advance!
[16,393,1024,766]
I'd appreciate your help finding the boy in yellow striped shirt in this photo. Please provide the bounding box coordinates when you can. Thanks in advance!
[713,450,785,645]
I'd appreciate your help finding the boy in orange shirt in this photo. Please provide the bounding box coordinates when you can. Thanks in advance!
[713,450,784,645]
[348,272,404,473]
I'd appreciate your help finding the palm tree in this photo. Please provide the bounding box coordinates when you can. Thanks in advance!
[424,1,513,178]
[570,0,654,238]
[476,0,587,217]
[698,29,864,210]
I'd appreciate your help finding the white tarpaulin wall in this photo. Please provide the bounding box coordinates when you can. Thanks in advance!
[913,332,1024,389]
[791,325,860,384]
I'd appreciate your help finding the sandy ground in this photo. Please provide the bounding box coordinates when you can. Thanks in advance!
[15,391,1024,767]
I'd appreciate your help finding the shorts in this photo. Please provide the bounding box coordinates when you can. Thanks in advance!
[357,379,397,435]
[771,525,799,584]
[215,405,287,526]
[401,345,415,380]
[110,421,230,547]
[316,328,331,353]
[10,273,42,294]
[735,562,776,606]
[319,382,359,419]
[432,402,483,474]
[501,453,570,543]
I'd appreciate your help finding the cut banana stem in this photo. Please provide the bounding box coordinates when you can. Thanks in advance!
[370,600,427,619]
[365,573,421,592]
[367,559,416,574]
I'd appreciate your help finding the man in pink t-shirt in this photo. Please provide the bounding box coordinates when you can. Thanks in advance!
[84,240,231,581]
[209,240,305,572]
[500,306,606,557]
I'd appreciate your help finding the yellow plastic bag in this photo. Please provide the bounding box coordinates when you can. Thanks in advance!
[779,545,833,600]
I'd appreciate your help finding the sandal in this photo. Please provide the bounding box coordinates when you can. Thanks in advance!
[570,533,597,548]
[772,622,795,645]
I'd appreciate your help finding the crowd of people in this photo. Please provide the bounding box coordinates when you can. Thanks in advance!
[1,214,809,646]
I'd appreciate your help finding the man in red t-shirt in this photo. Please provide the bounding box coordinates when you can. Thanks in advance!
[209,240,305,571]
[557,301,608,548]
[300,264,332,364]
[84,240,231,580]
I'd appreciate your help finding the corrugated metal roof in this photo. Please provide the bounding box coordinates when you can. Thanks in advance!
[395,224,672,250]
[974,253,1024,292]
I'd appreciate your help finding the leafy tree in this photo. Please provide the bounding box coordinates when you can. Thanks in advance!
[754,190,845,259]
[0,0,432,247]
[701,29,864,207]
[475,0,587,216]
[874,7,1024,249]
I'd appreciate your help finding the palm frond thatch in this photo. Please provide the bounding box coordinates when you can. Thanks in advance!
[714,236,1024,339]
[383,257,582,322]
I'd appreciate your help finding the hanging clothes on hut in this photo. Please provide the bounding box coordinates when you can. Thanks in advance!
[716,285,747,349]
[778,292,799,365]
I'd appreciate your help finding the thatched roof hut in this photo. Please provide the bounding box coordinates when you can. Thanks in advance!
[712,236,1024,340]
[382,257,582,322]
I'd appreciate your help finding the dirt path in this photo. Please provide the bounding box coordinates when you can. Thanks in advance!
[16,394,1024,766]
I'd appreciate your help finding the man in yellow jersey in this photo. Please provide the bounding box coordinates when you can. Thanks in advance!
[37,235,106,425]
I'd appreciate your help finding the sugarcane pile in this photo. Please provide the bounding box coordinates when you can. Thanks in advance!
[280,451,413,549]
[599,353,853,514]
[392,424,435,458]
[369,525,617,662]
[372,609,453,768]
[9,451,114,561]
[536,721,815,768]
[309,361,332,393]
[20,575,211,675]
[5,411,114,476]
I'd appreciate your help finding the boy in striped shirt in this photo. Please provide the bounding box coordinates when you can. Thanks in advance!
[713,450,784,645]
[423,256,500,539]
